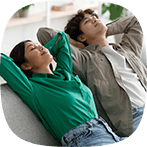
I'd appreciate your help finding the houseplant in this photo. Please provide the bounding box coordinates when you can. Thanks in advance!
[19,4,34,17]
[102,3,126,20]
[102,3,128,43]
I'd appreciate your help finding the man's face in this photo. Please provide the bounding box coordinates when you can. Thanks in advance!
[79,13,107,44]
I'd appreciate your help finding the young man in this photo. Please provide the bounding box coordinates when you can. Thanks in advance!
[37,9,147,137]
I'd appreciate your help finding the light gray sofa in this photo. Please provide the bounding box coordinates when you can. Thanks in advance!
[0,33,146,146]
[1,84,61,146]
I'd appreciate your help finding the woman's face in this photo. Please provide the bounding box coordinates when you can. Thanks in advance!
[24,42,53,70]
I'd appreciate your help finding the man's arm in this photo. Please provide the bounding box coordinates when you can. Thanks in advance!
[37,27,58,46]
[106,16,143,58]
[37,27,85,49]
[66,34,85,49]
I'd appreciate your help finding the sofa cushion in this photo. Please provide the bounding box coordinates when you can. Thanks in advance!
[1,84,61,146]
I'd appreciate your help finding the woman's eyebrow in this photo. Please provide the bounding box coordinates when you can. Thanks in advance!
[26,44,33,50]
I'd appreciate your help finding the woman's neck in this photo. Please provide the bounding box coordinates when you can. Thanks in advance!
[32,66,54,75]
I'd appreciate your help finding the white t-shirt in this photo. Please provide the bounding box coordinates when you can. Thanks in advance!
[103,45,146,108]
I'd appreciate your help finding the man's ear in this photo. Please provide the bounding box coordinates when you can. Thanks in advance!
[21,62,32,71]
[77,34,87,43]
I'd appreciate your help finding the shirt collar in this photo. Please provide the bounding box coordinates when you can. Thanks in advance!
[85,43,101,51]
[32,73,49,78]
[31,71,65,79]
[85,42,121,52]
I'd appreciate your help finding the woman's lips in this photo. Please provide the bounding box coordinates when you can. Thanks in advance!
[41,50,49,55]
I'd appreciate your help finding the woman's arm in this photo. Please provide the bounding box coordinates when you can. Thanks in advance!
[44,32,73,74]
[0,53,33,99]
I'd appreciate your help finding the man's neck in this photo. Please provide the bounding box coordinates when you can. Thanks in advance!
[87,35,109,48]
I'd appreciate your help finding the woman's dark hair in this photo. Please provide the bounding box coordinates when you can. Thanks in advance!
[10,40,53,79]
[64,8,98,46]
[10,40,33,78]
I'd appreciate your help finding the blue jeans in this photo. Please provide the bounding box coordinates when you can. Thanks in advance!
[132,107,144,132]
[61,117,125,146]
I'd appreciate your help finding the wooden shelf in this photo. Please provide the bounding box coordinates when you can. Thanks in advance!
[50,6,79,19]
[7,6,98,28]
[7,12,46,28]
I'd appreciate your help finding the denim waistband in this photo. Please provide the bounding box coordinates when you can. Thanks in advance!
[61,117,98,145]
[61,117,120,145]
[132,106,144,112]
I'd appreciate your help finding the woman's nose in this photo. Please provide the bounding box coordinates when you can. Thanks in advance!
[38,45,43,50]
[38,47,43,52]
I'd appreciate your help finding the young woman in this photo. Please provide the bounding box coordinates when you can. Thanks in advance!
[0,32,125,146]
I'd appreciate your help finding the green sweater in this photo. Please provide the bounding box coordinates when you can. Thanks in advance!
[0,32,98,141]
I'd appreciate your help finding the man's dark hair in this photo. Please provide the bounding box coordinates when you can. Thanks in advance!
[64,9,98,46]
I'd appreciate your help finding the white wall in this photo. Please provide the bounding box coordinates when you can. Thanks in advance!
[1,0,100,54]
[2,21,46,54]
[2,1,46,54]
[1,0,145,57]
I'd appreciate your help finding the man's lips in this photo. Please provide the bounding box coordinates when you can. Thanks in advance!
[95,23,98,27]
[95,20,101,27]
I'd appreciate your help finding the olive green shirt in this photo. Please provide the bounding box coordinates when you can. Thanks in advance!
[71,16,147,137]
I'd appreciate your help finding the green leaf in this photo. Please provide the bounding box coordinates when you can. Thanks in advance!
[102,3,108,15]
[22,4,34,11]
[109,4,123,20]
[101,3,126,20]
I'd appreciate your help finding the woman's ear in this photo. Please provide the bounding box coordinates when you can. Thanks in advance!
[21,63,32,71]
[77,34,87,43]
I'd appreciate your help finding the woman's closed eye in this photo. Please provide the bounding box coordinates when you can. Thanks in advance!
[30,47,36,51]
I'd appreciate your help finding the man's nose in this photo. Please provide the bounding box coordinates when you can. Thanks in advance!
[91,18,96,23]
[91,16,96,23]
